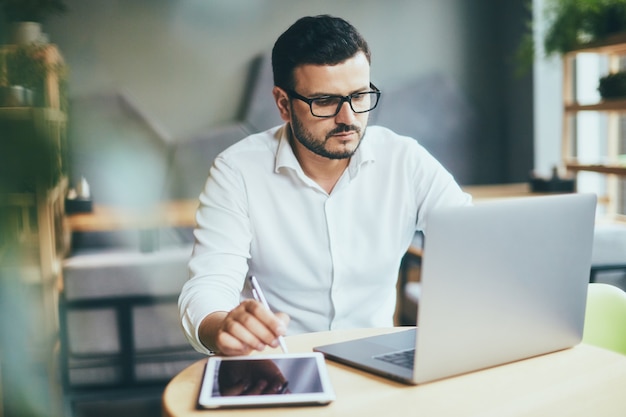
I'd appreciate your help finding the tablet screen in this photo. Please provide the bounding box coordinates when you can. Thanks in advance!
[198,352,335,408]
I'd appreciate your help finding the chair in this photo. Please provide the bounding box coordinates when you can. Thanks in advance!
[583,283,626,355]
[396,233,424,326]
[590,222,626,283]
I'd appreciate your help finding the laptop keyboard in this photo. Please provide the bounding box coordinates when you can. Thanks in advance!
[373,348,415,369]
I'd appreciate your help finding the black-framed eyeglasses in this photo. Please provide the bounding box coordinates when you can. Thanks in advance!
[286,83,381,118]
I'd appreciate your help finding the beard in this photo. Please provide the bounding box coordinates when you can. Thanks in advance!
[290,109,365,160]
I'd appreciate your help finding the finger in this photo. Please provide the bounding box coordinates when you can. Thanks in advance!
[243,300,288,338]
[212,303,268,354]
[221,317,267,352]
[217,301,288,354]
[275,312,290,332]
[214,330,255,356]
[236,301,286,347]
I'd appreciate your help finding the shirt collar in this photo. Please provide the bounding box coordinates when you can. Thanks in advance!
[275,124,301,173]
[274,124,375,179]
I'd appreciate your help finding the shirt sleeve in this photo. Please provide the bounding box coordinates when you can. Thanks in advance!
[411,141,473,233]
[178,155,252,354]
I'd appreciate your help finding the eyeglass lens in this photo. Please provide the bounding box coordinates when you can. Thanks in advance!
[311,92,379,117]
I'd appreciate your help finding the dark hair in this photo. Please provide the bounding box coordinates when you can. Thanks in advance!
[271,15,371,91]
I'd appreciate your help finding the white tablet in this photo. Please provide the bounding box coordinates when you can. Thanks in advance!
[197,352,336,409]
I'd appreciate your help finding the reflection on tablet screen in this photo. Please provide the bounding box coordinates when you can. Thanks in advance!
[213,357,324,397]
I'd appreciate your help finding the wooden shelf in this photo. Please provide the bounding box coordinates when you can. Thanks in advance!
[565,161,626,176]
[565,99,626,112]
[0,107,66,122]
[67,199,198,232]
[0,43,67,417]
[562,35,626,217]
[566,32,626,55]
[0,192,36,206]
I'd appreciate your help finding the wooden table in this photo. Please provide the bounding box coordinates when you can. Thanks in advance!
[66,199,199,232]
[162,327,626,417]
[66,199,199,251]
[65,184,536,234]
[462,182,538,201]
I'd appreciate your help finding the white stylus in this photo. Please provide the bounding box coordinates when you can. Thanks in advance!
[249,275,289,353]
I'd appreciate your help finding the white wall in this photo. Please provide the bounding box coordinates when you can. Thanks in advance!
[533,0,563,177]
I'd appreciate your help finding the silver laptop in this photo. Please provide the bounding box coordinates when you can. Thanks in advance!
[314,193,597,385]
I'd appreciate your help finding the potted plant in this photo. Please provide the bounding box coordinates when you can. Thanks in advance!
[543,0,626,55]
[598,71,626,99]
[0,0,68,44]
[516,0,626,74]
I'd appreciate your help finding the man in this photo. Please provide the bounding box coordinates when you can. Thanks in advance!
[179,15,471,356]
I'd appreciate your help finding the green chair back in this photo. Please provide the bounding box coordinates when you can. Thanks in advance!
[583,283,626,355]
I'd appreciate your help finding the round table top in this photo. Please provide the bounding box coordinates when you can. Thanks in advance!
[162,327,626,417]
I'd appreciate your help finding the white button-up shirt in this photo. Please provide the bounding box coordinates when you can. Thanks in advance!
[179,124,471,354]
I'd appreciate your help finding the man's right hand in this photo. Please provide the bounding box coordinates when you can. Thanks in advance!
[199,300,290,356]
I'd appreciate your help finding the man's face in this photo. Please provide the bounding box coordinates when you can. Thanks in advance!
[282,52,372,160]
